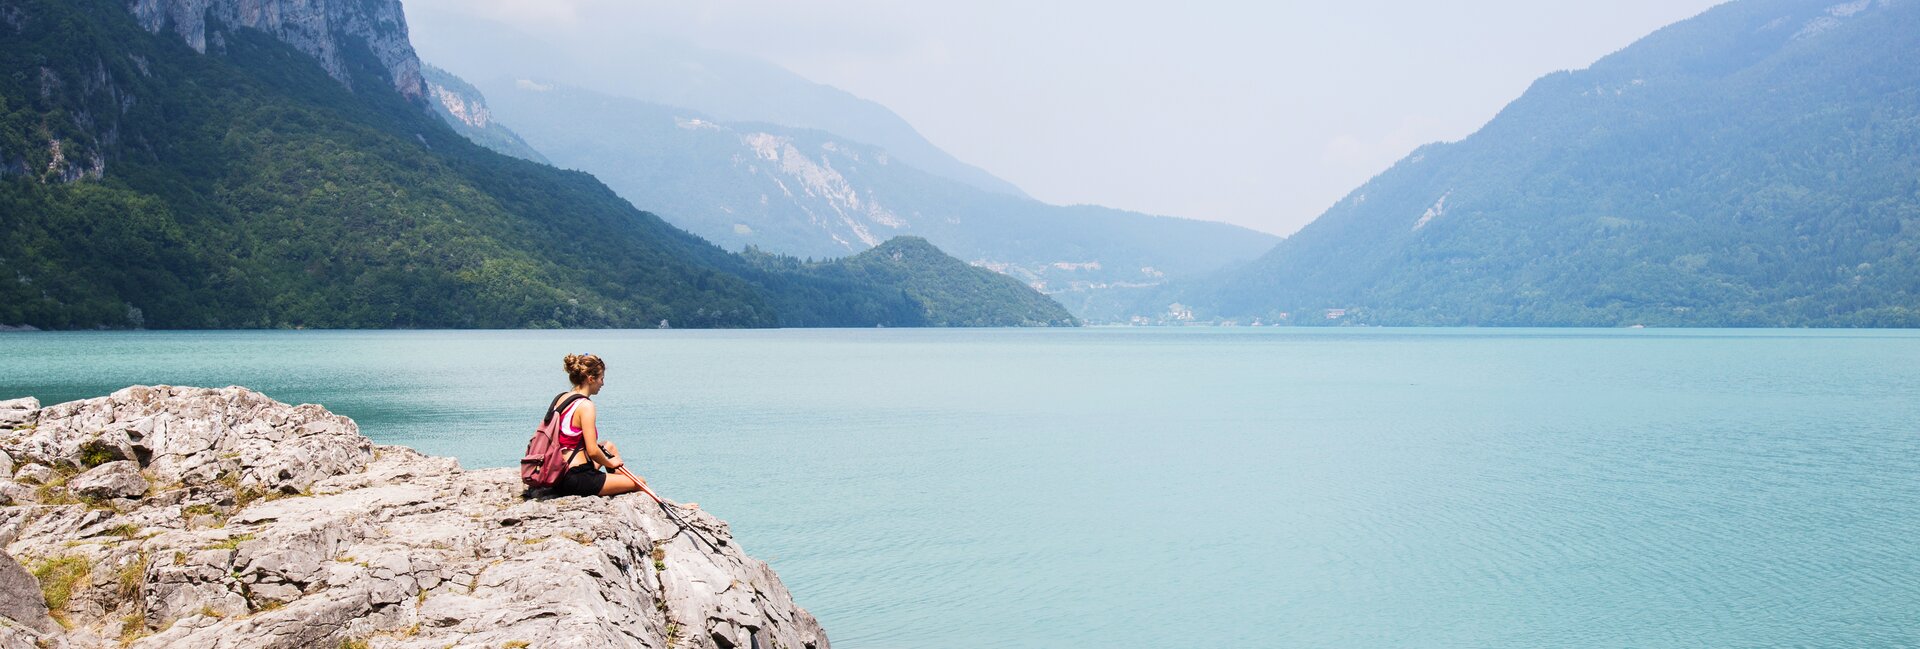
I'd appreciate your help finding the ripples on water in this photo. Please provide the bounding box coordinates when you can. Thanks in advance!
[3,328,1918,648]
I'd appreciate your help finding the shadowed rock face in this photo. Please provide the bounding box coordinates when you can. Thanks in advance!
[0,550,56,635]
[0,386,828,649]
[125,0,427,101]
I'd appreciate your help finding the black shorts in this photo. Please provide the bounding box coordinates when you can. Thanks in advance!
[554,463,608,497]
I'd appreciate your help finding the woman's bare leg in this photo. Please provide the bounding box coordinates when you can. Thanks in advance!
[598,471,646,496]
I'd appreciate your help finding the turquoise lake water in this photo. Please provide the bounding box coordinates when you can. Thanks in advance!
[3,327,1919,647]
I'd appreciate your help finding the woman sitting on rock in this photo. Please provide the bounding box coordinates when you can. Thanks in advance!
[551,353,651,497]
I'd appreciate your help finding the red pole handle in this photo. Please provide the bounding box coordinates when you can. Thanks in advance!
[618,466,666,504]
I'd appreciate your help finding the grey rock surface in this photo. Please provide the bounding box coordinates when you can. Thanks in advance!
[68,461,149,500]
[0,396,34,431]
[0,480,31,507]
[13,463,51,485]
[0,549,57,634]
[124,0,426,101]
[0,386,828,649]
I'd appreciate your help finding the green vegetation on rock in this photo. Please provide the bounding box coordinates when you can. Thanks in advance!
[33,555,90,617]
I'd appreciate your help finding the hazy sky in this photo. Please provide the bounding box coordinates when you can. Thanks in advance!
[406,0,1724,235]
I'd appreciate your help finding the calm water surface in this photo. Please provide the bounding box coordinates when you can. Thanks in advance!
[4,328,1919,647]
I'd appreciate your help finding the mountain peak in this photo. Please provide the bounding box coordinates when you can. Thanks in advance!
[1186,0,1920,327]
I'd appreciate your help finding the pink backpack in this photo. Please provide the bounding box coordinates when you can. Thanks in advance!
[522,392,588,488]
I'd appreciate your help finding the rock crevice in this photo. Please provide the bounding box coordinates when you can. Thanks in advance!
[0,386,828,649]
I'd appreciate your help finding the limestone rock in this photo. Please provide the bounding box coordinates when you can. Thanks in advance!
[0,396,36,431]
[0,449,13,478]
[13,463,51,485]
[125,0,426,101]
[0,481,30,507]
[6,385,373,496]
[68,461,149,500]
[1,386,830,649]
[0,549,57,634]
[0,623,52,648]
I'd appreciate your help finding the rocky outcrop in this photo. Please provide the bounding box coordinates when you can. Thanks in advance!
[0,397,37,431]
[420,64,553,165]
[67,461,149,500]
[0,550,57,634]
[0,386,828,649]
[124,0,427,101]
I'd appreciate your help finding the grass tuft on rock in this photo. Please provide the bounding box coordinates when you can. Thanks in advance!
[205,533,256,551]
[234,486,268,508]
[79,441,119,468]
[116,551,151,600]
[34,466,82,505]
[35,482,78,505]
[118,612,149,645]
[33,555,92,622]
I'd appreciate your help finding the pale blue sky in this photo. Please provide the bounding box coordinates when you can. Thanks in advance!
[407,0,1725,235]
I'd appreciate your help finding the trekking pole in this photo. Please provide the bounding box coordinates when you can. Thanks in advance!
[618,466,723,554]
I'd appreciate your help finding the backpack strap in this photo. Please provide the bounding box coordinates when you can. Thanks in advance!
[545,392,590,425]
[550,393,591,466]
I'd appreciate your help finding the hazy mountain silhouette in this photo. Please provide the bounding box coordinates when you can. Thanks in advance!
[1174,0,1920,327]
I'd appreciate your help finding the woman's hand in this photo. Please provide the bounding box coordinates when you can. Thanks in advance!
[592,441,623,470]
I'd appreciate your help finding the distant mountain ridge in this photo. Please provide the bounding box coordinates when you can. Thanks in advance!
[0,0,1073,329]
[1178,0,1920,327]
[441,77,1278,321]
[404,9,1028,199]
[747,237,1080,327]
[421,65,550,165]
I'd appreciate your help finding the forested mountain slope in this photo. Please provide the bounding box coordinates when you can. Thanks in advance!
[1187,0,1920,327]
[746,237,1078,327]
[0,0,1071,329]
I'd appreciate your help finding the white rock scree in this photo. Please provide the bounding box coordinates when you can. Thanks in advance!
[0,386,826,649]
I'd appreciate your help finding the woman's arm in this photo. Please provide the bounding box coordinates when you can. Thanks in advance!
[575,401,624,470]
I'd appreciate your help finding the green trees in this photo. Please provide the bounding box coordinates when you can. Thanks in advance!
[740,237,1078,327]
[1187,0,1920,327]
[0,0,1069,329]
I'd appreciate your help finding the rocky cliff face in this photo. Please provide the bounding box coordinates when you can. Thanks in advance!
[125,0,426,101]
[0,386,828,649]
[421,65,552,165]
